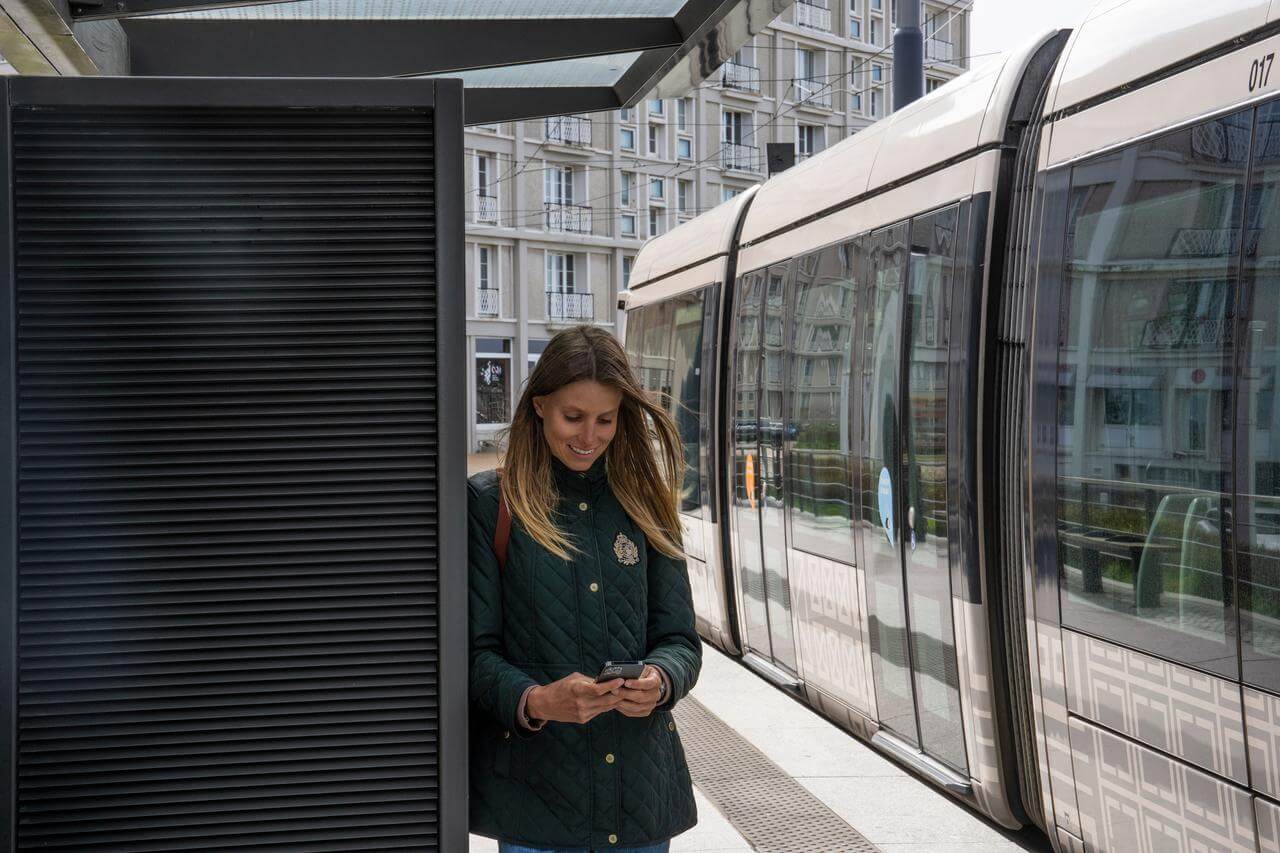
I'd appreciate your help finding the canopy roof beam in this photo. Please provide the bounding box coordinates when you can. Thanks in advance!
[125,16,684,77]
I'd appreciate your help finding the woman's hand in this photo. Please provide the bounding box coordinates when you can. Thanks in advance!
[526,673,624,724]
[614,664,663,718]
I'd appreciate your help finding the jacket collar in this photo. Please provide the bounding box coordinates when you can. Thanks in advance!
[551,454,609,496]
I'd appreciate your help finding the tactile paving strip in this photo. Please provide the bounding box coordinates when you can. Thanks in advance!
[673,696,881,852]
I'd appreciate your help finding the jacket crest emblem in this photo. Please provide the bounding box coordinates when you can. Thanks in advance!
[613,533,640,566]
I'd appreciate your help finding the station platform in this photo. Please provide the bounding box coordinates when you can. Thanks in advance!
[469,643,1050,853]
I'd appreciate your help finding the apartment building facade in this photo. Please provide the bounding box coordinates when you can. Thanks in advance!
[464,0,972,452]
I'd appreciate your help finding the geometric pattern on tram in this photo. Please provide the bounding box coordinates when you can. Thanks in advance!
[1037,623,1082,837]
[1244,686,1280,800]
[1067,718,1255,853]
[1064,631,1248,784]
[1257,797,1280,851]
[787,550,875,717]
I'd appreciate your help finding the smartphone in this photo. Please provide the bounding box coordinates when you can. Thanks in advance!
[596,660,645,682]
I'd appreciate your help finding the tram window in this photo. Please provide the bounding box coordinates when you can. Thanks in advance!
[787,243,858,563]
[624,305,648,369]
[1239,101,1280,691]
[1056,109,1249,678]
[639,300,675,408]
[670,289,709,515]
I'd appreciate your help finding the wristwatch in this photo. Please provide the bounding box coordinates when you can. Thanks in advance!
[656,672,668,704]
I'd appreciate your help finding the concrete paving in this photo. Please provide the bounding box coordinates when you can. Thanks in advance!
[468,641,1049,852]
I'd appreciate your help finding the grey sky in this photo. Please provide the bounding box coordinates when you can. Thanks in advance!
[970,0,1094,63]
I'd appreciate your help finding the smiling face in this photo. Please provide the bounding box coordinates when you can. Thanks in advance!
[533,379,623,472]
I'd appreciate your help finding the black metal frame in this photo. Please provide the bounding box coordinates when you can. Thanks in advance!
[0,74,469,852]
[123,17,684,77]
[50,0,770,123]
[0,77,14,853]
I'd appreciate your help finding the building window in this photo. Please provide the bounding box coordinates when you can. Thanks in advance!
[621,213,637,237]
[871,88,883,117]
[722,109,749,145]
[797,124,821,159]
[648,98,664,116]
[649,176,665,201]
[622,256,634,288]
[475,338,512,425]
[678,179,691,213]
[621,127,636,151]
[477,246,490,290]
[851,90,863,112]
[544,165,573,205]
[620,107,634,123]
[721,186,739,203]
[648,125,659,155]
[545,252,575,293]
[871,63,884,83]
[850,17,861,39]
[621,171,635,207]
[527,338,548,375]
[677,98,690,130]
[926,77,943,93]
[677,137,692,160]
[476,245,499,318]
[869,17,880,44]
[796,48,816,83]
[649,207,661,237]
[871,0,881,9]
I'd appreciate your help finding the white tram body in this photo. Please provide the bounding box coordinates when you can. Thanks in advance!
[625,1,1280,850]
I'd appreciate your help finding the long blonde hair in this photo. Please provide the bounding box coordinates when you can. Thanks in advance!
[500,325,684,560]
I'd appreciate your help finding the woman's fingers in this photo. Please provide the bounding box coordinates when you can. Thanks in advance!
[614,698,656,716]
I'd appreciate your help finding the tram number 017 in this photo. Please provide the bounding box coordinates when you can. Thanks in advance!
[1250,52,1275,92]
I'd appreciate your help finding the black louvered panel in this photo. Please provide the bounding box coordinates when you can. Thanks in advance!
[12,106,439,850]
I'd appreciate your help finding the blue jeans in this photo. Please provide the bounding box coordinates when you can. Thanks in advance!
[497,843,669,853]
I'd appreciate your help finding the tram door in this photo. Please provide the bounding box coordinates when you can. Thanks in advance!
[862,215,968,773]
[730,264,798,675]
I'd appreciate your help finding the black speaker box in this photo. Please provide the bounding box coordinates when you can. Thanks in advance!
[0,77,467,851]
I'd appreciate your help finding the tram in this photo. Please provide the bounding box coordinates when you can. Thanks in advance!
[622,2,1280,850]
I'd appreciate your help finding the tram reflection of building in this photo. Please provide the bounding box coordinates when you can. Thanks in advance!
[1055,116,1280,659]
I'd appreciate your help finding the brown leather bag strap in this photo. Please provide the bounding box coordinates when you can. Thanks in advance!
[493,471,511,571]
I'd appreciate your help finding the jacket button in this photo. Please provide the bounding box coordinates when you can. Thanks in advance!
[668,721,675,731]
[578,501,588,511]
[589,582,599,593]
[608,834,618,845]
[605,753,615,764]
[503,731,511,739]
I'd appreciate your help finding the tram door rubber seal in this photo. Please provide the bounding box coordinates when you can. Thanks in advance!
[0,76,467,853]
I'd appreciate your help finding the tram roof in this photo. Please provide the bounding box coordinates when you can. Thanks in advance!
[627,185,758,299]
[736,30,1060,251]
[1046,0,1276,120]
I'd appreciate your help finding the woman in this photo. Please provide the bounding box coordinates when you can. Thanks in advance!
[468,325,702,852]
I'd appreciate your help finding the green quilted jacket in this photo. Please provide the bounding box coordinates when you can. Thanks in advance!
[468,456,701,849]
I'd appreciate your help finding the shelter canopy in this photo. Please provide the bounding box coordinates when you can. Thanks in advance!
[8,0,793,122]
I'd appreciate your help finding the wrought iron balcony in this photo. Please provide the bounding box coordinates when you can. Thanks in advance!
[796,0,831,30]
[546,291,593,322]
[544,115,592,146]
[925,36,955,63]
[794,78,832,109]
[720,60,762,94]
[720,142,761,173]
[474,192,498,224]
[544,202,592,234]
[476,288,499,318]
